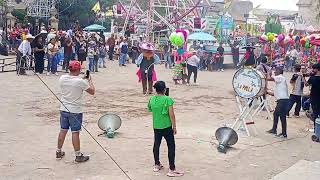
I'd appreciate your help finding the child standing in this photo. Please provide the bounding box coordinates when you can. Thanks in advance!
[148,81,184,177]
[98,44,106,68]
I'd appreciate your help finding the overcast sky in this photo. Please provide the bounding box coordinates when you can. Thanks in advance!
[251,0,299,10]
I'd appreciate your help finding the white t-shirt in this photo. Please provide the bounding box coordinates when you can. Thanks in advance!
[47,43,59,55]
[273,75,289,100]
[59,75,90,113]
[187,55,200,67]
[287,49,299,58]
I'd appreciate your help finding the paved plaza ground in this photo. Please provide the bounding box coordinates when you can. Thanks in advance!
[0,60,319,180]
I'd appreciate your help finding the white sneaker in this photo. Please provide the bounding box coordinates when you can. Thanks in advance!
[47,72,51,76]
[55,72,59,76]
[167,169,184,177]
[221,69,224,72]
[153,164,164,172]
[35,72,40,75]
[186,83,190,86]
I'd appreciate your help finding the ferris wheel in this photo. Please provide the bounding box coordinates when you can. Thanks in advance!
[23,0,56,18]
[119,0,223,38]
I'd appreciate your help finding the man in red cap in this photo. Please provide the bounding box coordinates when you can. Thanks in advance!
[56,60,95,163]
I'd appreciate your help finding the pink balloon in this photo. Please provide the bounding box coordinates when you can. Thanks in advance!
[277,34,285,42]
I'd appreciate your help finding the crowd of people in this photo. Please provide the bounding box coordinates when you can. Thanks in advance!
[1,22,320,178]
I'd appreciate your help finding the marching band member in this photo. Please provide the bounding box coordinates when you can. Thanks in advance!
[266,68,289,138]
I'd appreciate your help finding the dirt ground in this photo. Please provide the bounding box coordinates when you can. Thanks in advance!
[0,60,319,180]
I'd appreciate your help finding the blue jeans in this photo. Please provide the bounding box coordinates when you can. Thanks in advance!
[60,111,83,132]
[119,53,127,65]
[47,55,58,73]
[99,56,105,67]
[164,53,172,68]
[88,57,94,72]
[285,57,295,71]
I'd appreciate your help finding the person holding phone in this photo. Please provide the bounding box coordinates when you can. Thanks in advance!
[147,81,184,177]
[56,61,95,163]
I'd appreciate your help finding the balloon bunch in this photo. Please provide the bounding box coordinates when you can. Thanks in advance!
[169,29,189,47]
[259,32,277,42]
[260,32,300,46]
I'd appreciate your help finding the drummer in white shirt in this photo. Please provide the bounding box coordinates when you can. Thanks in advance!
[266,68,290,138]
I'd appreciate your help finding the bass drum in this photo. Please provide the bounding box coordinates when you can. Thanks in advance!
[232,68,266,99]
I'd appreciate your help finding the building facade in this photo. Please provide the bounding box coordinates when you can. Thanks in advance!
[297,0,320,29]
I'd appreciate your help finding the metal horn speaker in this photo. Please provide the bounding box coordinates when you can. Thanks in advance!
[98,114,122,138]
[215,127,238,154]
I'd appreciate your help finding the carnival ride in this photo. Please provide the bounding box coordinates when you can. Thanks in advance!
[116,0,224,39]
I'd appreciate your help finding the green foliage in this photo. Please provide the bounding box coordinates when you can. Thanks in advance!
[58,0,117,29]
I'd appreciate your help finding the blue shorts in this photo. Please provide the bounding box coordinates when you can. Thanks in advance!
[60,111,83,132]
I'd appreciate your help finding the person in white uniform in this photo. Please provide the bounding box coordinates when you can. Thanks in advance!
[266,68,290,138]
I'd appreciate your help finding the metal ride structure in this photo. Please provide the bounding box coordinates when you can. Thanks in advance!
[120,0,223,41]
[23,0,56,18]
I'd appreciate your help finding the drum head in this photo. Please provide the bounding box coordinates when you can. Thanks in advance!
[232,68,263,99]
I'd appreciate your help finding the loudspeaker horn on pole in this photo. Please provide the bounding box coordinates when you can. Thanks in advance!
[215,127,238,154]
[98,114,122,138]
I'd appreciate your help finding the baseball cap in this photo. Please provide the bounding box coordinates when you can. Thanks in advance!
[69,60,81,70]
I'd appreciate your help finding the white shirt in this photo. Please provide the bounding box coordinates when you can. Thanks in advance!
[18,40,32,56]
[273,75,289,100]
[59,75,90,113]
[187,55,200,67]
[47,43,59,55]
[287,49,299,58]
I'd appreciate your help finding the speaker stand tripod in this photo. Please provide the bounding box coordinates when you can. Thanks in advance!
[232,95,272,136]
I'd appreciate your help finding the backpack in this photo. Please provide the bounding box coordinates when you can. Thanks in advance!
[121,43,128,54]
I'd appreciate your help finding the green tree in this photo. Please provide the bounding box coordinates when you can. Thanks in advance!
[57,0,118,29]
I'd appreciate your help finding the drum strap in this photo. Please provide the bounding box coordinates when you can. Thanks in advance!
[262,64,268,74]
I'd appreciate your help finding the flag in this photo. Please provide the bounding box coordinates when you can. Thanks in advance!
[92,1,101,13]
[105,10,113,17]
[224,0,233,9]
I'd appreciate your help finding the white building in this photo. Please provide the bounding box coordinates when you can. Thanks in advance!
[296,0,320,30]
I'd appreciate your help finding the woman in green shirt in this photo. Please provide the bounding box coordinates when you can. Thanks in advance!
[148,81,184,177]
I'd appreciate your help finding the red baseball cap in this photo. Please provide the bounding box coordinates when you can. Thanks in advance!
[69,60,81,70]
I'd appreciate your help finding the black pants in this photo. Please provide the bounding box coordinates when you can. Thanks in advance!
[311,101,320,124]
[109,46,114,60]
[287,94,302,116]
[34,55,44,73]
[187,64,198,83]
[272,99,289,135]
[153,127,175,170]
[94,55,99,72]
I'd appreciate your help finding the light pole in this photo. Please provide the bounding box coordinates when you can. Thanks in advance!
[244,13,249,45]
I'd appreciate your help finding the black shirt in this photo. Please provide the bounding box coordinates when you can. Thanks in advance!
[217,46,224,56]
[308,75,320,103]
[34,42,45,58]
